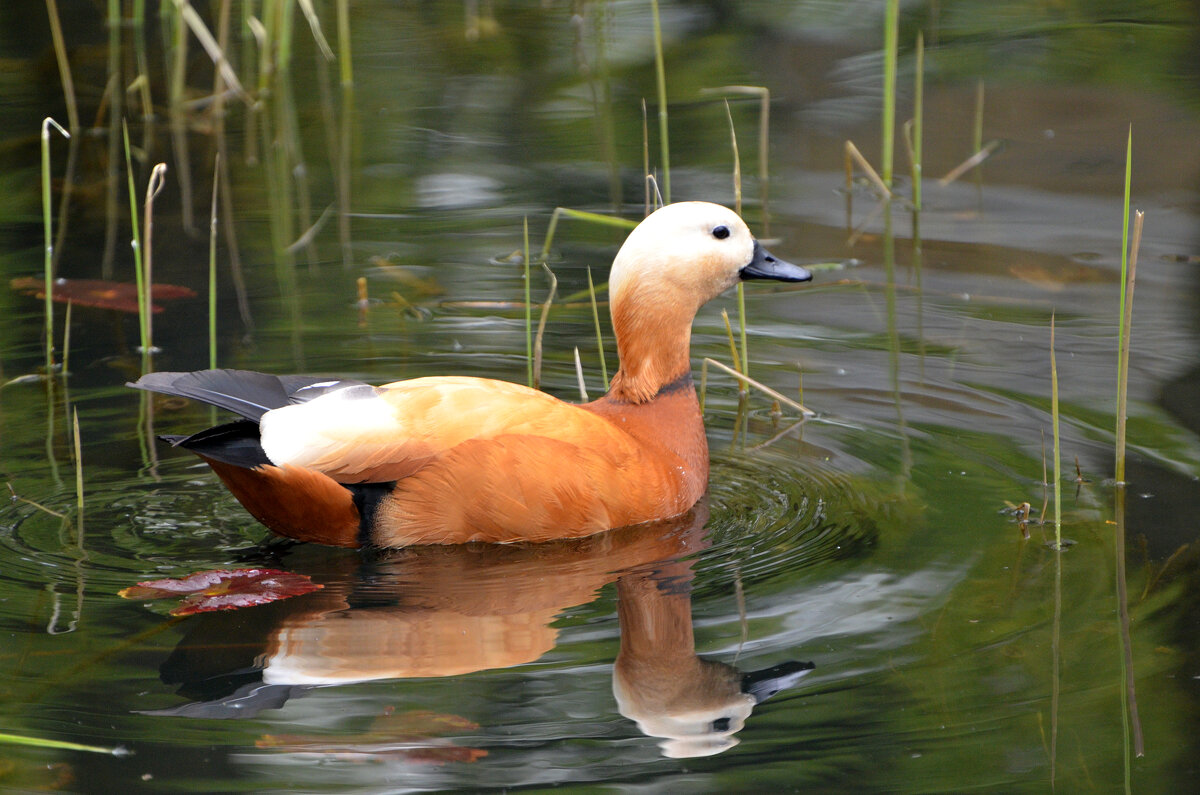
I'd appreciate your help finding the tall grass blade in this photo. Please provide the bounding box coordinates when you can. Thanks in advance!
[524,217,532,387]
[587,267,609,388]
[532,260,558,391]
[1115,127,1134,484]
[882,0,899,187]
[539,207,636,262]
[141,163,169,361]
[650,0,670,202]
[44,0,79,136]
[123,122,149,365]
[911,32,923,212]
[972,79,985,192]
[72,407,83,537]
[166,5,194,232]
[1050,312,1061,549]
[720,309,742,377]
[337,0,355,267]
[699,86,773,233]
[209,155,220,370]
[717,97,752,378]
[41,117,69,376]
[642,97,650,216]
[102,0,123,278]
[1115,211,1143,484]
[0,731,124,756]
[61,302,72,379]
[45,0,80,274]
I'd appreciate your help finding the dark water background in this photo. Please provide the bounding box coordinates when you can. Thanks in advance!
[1,1,1199,791]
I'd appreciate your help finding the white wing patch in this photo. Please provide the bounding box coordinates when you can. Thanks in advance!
[260,385,397,468]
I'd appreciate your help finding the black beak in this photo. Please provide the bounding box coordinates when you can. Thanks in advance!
[740,660,815,704]
[739,240,813,283]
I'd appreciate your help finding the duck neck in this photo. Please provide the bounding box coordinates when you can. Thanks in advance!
[607,296,695,404]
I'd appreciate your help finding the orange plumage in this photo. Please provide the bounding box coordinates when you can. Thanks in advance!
[130,202,811,547]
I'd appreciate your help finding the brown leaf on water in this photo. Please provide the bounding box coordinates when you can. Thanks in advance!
[119,568,322,615]
[11,277,196,314]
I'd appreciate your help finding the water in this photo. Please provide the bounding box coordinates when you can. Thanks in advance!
[2,2,1199,791]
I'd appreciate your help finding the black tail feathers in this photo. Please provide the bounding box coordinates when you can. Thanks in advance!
[128,369,367,422]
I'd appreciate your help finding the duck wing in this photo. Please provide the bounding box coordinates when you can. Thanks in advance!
[129,369,369,422]
[258,376,639,485]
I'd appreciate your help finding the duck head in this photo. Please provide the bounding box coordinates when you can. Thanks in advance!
[607,201,812,403]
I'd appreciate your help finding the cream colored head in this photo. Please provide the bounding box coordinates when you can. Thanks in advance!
[604,201,810,403]
[608,201,756,315]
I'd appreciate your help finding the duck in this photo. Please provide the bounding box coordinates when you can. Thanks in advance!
[129,201,812,547]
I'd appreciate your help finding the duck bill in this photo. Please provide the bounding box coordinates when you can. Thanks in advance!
[741,660,816,704]
[739,240,813,283]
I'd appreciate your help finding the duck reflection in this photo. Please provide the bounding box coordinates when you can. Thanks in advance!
[146,501,812,757]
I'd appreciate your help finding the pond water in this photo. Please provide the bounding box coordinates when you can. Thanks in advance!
[2,1,1199,792]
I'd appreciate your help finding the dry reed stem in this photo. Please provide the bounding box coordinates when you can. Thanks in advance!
[573,347,588,401]
[171,0,250,100]
[298,0,335,60]
[7,484,66,519]
[844,141,895,199]
[141,163,169,356]
[938,140,1001,186]
[702,358,813,417]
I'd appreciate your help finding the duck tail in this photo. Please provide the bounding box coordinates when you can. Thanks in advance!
[128,369,364,422]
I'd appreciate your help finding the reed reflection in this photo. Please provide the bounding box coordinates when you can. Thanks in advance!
[144,500,812,757]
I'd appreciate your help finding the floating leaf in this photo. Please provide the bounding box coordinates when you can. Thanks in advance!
[11,277,196,314]
[119,568,322,615]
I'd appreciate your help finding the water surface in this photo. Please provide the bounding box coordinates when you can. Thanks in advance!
[1,2,1199,792]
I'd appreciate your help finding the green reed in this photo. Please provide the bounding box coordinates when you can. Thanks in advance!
[524,217,532,387]
[1115,127,1135,485]
[60,302,72,378]
[0,731,123,756]
[209,155,220,369]
[587,267,609,388]
[72,407,83,537]
[1050,312,1062,549]
[882,0,899,187]
[540,207,636,262]
[650,0,671,202]
[973,79,985,193]
[532,259,558,391]
[41,118,69,376]
[121,122,150,366]
[910,32,924,211]
[718,98,750,382]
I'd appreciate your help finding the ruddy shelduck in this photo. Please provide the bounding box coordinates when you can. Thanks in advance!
[130,201,812,547]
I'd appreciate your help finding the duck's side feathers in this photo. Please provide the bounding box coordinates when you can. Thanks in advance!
[200,457,364,547]
[128,369,368,421]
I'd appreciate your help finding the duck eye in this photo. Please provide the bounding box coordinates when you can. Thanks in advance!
[712,225,730,240]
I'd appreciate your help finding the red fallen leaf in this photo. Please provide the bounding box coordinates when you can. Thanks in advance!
[11,276,196,314]
[119,568,322,615]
